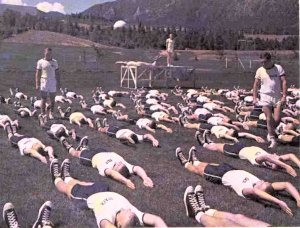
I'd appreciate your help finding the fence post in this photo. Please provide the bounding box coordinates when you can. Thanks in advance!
[225,57,228,69]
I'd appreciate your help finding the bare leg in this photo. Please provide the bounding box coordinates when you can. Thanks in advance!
[213,211,270,227]
[263,106,276,137]
[183,123,200,129]
[185,162,208,176]
[203,143,225,153]
[49,93,56,114]
[273,104,282,127]
[199,213,242,227]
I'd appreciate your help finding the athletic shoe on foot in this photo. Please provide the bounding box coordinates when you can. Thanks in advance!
[184,186,201,217]
[65,107,71,116]
[32,201,53,228]
[102,118,108,127]
[38,114,45,126]
[203,130,213,144]
[76,136,88,151]
[61,158,71,180]
[194,185,210,211]
[48,112,54,120]
[4,123,13,137]
[50,159,60,183]
[188,146,198,164]
[60,137,73,152]
[175,147,188,166]
[179,115,185,126]
[3,202,20,228]
[10,123,17,135]
[236,114,244,122]
[95,118,102,129]
[195,131,205,145]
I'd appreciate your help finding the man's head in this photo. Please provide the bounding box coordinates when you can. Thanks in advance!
[228,129,238,138]
[169,33,173,39]
[115,209,140,228]
[254,180,274,194]
[149,121,157,129]
[260,52,273,69]
[44,48,53,61]
[113,162,130,178]
[19,110,29,118]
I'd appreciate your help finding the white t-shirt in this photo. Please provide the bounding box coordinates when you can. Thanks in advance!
[66,92,76,99]
[86,192,144,226]
[146,98,159,105]
[149,104,164,111]
[222,170,260,198]
[91,105,105,114]
[115,129,143,141]
[103,99,116,107]
[136,118,152,129]
[36,58,58,80]
[238,146,269,166]
[207,116,223,125]
[244,96,253,103]
[91,152,134,176]
[17,137,44,155]
[50,124,68,135]
[255,64,285,96]
[15,92,25,99]
[166,38,175,52]
[203,102,218,111]
[34,100,42,109]
[197,96,210,103]
[194,108,211,116]
[211,126,229,138]
[151,111,167,122]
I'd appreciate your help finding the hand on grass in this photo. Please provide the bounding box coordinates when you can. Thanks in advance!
[143,177,154,188]
[278,201,293,216]
[125,179,135,189]
[255,136,265,143]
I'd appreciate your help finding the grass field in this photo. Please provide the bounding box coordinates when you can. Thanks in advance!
[0,42,299,227]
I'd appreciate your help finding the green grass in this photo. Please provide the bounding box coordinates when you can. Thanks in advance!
[0,43,299,227]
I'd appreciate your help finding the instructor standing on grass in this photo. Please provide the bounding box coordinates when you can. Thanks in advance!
[166,33,175,67]
[252,52,287,148]
[35,47,60,119]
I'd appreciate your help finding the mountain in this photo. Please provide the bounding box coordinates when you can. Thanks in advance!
[0,3,39,16]
[82,0,299,34]
[0,3,64,18]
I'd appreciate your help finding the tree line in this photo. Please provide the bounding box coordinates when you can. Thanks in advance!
[0,9,298,51]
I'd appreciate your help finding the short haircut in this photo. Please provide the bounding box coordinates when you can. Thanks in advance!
[119,165,130,178]
[119,214,140,228]
[260,52,272,60]
[45,47,52,51]
[149,121,157,129]
[131,134,139,144]
[232,130,239,138]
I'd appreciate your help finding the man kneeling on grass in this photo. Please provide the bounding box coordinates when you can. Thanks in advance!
[50,159,167,228]
[59,136,154,189]
[175,146,300,216]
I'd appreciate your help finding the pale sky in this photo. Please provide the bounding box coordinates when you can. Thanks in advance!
[0,0,115,14]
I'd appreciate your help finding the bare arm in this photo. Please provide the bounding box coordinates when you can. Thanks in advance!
[157,124,172,133]
[243,187,293,216]
[105,169,135,189]
[256,154,297,177]
[271,182,300,207]
[238,132,265,143]
[143,134,159,147]
[24,148,47,164]
[253,78,260,104]
[55,69,60,90]
[281,75,287,101]
[100,220,116,228]
[143,213,167,227]
[35,69,42,90]
[133,166,154,188]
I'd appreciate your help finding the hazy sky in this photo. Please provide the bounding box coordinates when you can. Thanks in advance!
[0,0,115,14]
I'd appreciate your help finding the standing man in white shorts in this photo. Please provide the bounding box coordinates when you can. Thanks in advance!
[35,48,60,119]
[253,52,287,148]
[166,33,175,67]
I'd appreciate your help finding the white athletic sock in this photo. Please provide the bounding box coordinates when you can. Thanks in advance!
[195,211,204,224]
[64,177,73,184]
[194,161,201,166]
[184,162,189,168]
[54,177,63,185]
[203,143,208,148]
[205,209,217,216]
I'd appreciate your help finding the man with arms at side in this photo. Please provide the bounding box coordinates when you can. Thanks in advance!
[36,48,60,119]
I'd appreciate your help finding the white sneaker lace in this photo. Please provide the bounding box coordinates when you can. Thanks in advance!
[7,211,20,228]
[188,193,200,214]
[196,191,210,210]
[41,206,51,224]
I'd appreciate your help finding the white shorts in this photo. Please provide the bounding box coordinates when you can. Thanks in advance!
[259,94,281,107]
[40,78,57,93]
